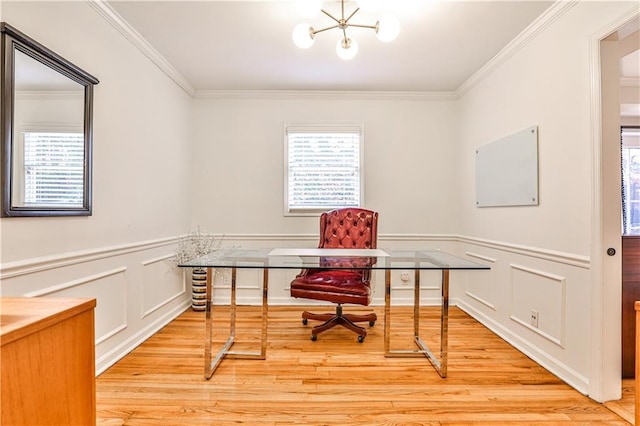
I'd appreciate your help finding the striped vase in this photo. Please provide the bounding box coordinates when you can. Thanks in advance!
[191,268,207,311]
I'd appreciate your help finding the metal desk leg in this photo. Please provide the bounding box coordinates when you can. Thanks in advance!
[440,269,449,377]
[414,268,421,341]
[384,269,391,352]
[204,267,214,377]
[384,268,450,378]
[204,266,269,379]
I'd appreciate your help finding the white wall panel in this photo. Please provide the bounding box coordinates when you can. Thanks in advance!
[509,264,566,346]
[0,1,192,264]
[464,251,498,311]
[0,238,189,374]
[141,255,185,318]
[455,239,591,394]
[455,1,636,400]
[191,96,460,237]
[24,267,129,344]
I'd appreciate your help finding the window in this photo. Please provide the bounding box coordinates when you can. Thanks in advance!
[622,126,640,235]
[285,123,363,215]
[19,131,85,207]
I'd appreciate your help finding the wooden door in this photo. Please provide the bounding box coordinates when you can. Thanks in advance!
[622,236,640,378]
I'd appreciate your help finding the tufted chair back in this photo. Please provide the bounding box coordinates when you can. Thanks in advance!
[319,208,378,250]
[316,208,378,279]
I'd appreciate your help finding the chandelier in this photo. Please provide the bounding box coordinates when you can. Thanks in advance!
[292,0,400,60]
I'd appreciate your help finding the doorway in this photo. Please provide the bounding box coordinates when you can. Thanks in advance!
[593,9,639,404]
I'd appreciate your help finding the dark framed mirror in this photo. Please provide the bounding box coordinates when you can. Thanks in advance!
[1,22,99,217]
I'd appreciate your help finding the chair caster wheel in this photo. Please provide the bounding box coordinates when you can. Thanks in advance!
[302,318,308,325]
[311,334,317,341]
[358,335,365,343]
[369,321,375,327]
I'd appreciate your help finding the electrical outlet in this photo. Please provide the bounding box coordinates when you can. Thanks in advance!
[400,272,411,283]
[530,310,539,328]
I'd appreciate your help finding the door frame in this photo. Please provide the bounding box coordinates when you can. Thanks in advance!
[589,6,639,402]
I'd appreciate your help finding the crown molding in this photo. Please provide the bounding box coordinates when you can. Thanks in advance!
[86,0,196,97]
[455,0,580,98]
[194,89,457,101]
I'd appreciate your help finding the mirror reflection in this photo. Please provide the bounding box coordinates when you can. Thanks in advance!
[1,22,99,217]
[13,49,86,208]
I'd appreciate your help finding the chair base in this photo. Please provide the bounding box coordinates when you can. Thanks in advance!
[302,305,377,343]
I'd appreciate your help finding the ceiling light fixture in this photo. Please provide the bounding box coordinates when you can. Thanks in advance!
[292,0,400,60]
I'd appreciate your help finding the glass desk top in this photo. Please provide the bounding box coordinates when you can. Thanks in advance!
[178,247,489,271]
[179,247,491,379]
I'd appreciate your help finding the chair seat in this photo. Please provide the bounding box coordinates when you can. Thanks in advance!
[290,270,371,305]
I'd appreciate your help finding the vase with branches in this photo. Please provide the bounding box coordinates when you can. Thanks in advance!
[174,227,223,311]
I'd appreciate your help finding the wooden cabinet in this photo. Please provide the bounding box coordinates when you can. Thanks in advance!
[622,236,640,378]
[1,297,96,425]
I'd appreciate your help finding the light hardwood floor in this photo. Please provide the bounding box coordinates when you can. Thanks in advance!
[604,379,635,424]
[97,306,631,425]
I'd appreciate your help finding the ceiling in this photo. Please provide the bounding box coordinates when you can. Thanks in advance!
[106,0,555,93]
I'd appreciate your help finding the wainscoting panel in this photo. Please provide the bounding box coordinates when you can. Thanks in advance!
[388,269,438,304]
[0,233,594,395]
[23,267,129,345]
[464,251,497,310]
[0,237,190,375]
[455,238,591,395]
[509,263,566,346]
[142,254,185,318]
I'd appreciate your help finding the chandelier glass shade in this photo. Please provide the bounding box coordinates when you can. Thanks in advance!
[292,0,400,60]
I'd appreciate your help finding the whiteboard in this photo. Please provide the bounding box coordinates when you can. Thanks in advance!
[475,126,538,207]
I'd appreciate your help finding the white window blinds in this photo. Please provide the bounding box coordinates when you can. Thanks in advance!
[23,131,85,207]
[286,125,362,214]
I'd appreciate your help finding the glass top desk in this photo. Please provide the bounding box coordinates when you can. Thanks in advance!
[180,248,489,379]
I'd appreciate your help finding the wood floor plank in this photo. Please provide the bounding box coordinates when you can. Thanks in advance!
[96,306,630,425]
[604,379,635,424]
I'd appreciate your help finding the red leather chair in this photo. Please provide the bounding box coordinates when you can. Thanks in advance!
[290,208,378,343]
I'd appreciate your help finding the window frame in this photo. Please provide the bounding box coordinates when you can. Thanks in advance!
[283,122,365,217]
[622,126,640,236]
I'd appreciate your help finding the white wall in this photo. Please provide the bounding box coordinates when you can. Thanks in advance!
[191,95,460,236]
[455,0,638,400]
[0,1,193,373]
[192,94,462,305]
